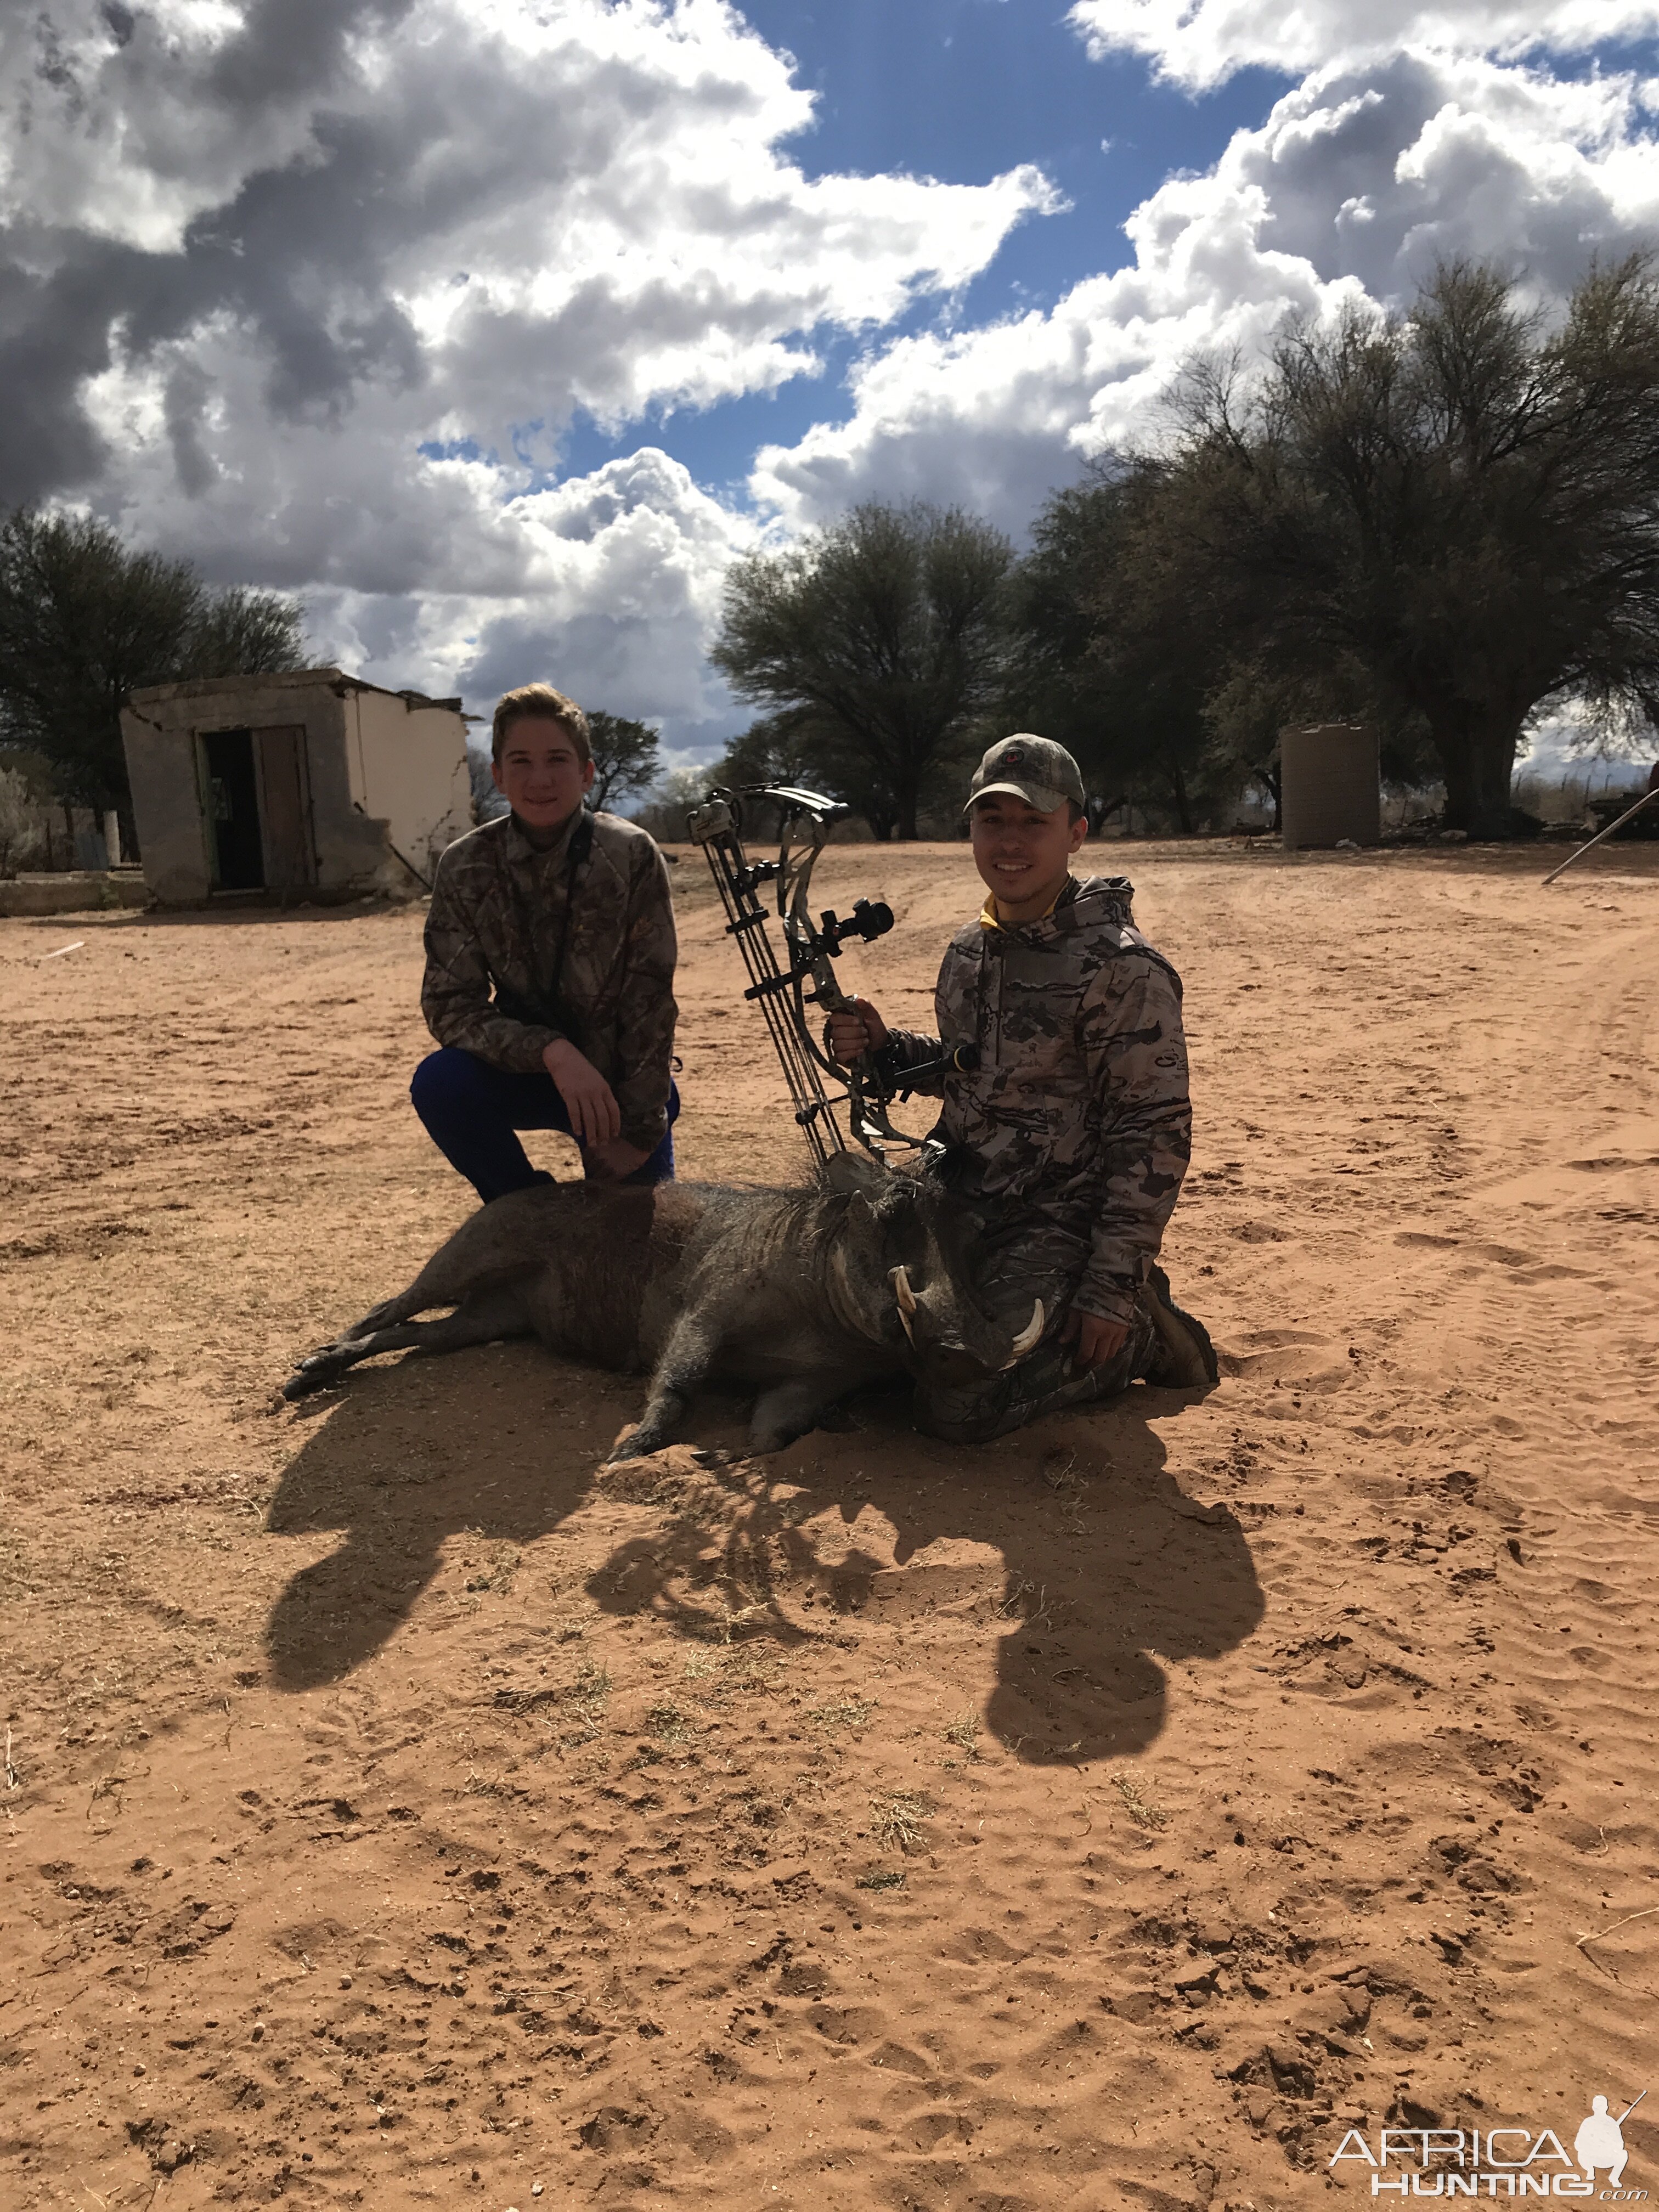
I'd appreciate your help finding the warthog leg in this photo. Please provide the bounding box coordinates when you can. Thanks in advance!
[606,1315,718,1462]
[283,1284,532,1401]
[747,1373,862,1455]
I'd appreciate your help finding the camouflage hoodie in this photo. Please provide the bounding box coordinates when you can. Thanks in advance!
[421,809,678,1152]
[880,873,1190,1328]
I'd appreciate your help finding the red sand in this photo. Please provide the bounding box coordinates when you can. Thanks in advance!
[3,839,1657,2210]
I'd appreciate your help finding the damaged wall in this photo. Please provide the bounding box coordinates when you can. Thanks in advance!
[120,671,470,905]
[342,686,473,889]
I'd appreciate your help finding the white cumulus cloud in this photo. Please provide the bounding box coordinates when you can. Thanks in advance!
[10,0,1657,742]
[1,0,1054,725]
[753,48,1659,533]
[1066,0,1659,91]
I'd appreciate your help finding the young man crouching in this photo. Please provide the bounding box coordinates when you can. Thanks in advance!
[827,734,1216,1443]
[413,684,678,1204]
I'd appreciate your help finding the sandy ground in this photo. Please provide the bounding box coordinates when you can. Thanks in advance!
[3,837,1657,2212]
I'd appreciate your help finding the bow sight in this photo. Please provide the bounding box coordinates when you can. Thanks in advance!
[687,784,953,1167]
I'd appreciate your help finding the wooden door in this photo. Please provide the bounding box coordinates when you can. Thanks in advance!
[256,725,316,888]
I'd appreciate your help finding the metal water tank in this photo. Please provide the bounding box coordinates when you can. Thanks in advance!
[1279,723,1380,850]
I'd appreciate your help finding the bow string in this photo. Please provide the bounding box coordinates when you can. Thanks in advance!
[686,784,942,1166]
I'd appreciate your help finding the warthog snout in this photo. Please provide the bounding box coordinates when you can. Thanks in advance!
[889,1259,1041,1370]
[879,1223,1041,1383]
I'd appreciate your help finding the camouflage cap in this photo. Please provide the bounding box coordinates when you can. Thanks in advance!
[964,733,1086,817]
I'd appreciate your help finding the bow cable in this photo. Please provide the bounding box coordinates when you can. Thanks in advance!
[686,785,959,1166]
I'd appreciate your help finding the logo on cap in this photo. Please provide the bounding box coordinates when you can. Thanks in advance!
[1000,747,1024,769]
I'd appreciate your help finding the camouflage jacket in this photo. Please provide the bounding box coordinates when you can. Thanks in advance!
[880,874,1191,1328]
[422,809,678,1152]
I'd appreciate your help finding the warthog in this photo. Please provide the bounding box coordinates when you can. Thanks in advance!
[283,1156,1043,1458]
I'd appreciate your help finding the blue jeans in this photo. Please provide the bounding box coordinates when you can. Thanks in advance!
[410,1047,679,1205]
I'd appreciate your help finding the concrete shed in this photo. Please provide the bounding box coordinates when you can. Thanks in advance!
[120,669,471,906]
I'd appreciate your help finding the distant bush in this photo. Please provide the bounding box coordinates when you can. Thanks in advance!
[0,765,46,878]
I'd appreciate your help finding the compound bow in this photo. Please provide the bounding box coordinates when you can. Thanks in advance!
[686,785,967,1168]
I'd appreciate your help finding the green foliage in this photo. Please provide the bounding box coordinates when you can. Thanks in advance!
[712,500,1014,838]
[0,509,306,809]
[1200,664,1440,826]
[695,708,859,839]
[1004,461,1220,833]
[1008,461,1439,834]
[627,764,710,843]
[998,257,1659,837]
[998,473,1120,775]
[708,708,834,795]
[1136,255,1659,834]
[187,584,309,686]
[585,709,663,814]
[466,743,507,822]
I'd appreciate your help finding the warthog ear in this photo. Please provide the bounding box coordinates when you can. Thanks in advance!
[821,1150,888,1197]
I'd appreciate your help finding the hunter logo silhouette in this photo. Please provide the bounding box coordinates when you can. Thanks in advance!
[1576,2092,1644,2187]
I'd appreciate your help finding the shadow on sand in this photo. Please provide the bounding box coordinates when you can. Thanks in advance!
[263,1340,1263,1765]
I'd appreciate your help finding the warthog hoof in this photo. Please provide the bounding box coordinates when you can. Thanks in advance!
[281,1353,346,1402]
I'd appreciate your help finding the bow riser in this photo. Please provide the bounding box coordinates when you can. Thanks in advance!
[686,786,934,1167]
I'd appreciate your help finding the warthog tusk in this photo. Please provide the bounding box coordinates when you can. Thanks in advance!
[888,1265,917,1342]
[1009,1299,1045,1359]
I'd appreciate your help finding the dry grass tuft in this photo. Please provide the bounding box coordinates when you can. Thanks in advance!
[808,1697,876,1730]
[997,1577,1054,1628]
[942,1709,981,1761]
[684,1648,790,1709]
[461,1537,520,1596]
[870,1790,932,1855]
[1113,1772,1170,1831]
[1043,1450,1090,1529]
[462,1766,525,1803]
[549,1661,612,1745]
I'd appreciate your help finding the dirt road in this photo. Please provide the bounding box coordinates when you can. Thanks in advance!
[3,839,1656,2209]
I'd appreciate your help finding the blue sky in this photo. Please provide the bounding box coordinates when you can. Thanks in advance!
[556,4,1293,505]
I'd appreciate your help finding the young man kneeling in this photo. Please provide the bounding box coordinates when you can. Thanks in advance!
[827,735,1216,1443]
[413,684,678,1204]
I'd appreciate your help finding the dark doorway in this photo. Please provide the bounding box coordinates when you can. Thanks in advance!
[256,725,315,889]
[204,729,263,889]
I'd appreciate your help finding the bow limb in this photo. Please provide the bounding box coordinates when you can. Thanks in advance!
[766,798,885,1151]
[692,780,937,1165]
[776,809,864,1055]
